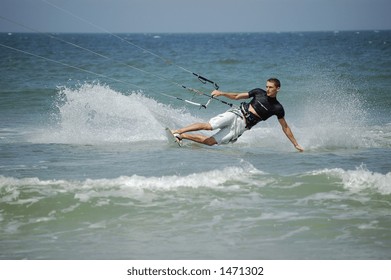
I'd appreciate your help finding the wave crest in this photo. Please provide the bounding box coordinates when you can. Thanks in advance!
[312,165,391,195]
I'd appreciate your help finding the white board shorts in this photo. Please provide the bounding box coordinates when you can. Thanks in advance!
[208,108,247,144]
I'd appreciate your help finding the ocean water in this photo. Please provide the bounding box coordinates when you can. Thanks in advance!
[0,31,390,260]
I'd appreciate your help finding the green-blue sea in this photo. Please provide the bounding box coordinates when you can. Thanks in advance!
[0,30,390,259]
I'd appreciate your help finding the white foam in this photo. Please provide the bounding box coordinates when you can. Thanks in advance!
[79,163,262,192]
[31,82,200,144]
[278,78,390,150]
[312,165,391,195]
[0,163,264,203]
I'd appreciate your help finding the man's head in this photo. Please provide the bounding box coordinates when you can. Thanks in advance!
[266,78,281,97]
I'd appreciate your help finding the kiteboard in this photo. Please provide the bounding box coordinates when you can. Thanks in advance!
[165,127,182,147]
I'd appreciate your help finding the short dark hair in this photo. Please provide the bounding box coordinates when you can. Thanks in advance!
[267,78,281,88]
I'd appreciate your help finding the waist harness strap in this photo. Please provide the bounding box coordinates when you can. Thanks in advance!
[240,103,261,129]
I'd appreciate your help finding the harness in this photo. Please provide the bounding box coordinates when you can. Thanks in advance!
[240,102,262,129]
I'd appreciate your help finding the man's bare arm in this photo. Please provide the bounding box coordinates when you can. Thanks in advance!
[278,117,304,152]
[211,90,249,100]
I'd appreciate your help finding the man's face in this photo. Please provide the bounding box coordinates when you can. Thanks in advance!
[266,81,279,97]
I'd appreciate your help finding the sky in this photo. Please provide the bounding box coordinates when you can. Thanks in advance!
[1,0,391,33]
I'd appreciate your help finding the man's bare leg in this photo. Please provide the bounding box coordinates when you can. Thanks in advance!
[173,122,212,134]
[181,133,217,146]
[173,122,217,146]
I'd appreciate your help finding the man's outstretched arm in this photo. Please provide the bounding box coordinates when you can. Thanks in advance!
[278,118,304,152]
[211,90,249,100]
